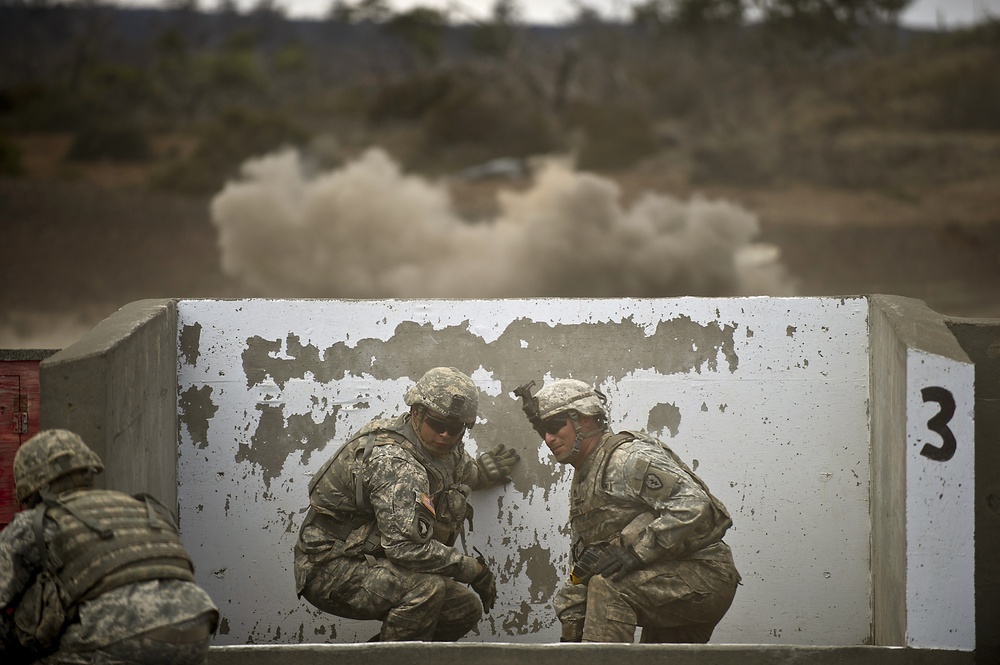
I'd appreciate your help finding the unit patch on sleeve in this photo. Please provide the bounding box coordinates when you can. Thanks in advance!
[413,492,436,542]
[629,458,677,499]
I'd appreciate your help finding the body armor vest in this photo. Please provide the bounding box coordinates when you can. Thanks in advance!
[304,414,471,551]
[14,488,195,653]
[570,432,733,560]
[570,433,640,553]
[40,489,196,607]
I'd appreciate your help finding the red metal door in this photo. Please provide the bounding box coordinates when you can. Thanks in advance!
[0,358,44,528]
[0,375,22,526]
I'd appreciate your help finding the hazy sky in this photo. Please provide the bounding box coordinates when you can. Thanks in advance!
[118,0,1000,26]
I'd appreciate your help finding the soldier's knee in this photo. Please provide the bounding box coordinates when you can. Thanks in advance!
[408,573,451,602]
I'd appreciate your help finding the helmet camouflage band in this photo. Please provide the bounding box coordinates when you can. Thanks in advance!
[14,429,105,504]
[535,379,607,421]
[404,367,479,427]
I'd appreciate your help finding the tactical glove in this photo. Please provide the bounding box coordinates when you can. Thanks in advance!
[477,444,520,483]
[591,545,642,582]
[470,562,497,613]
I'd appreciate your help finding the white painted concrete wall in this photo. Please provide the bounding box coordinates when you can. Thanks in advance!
[175,297,871,646]
[905,350,975,649]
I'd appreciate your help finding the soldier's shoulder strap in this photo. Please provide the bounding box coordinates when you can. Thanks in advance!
[32,490,113,571]
[131,493,179,532]
[306,416,405,496]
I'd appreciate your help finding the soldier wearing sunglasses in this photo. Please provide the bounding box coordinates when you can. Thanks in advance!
[525,378,740,643]
[294,367,519,641]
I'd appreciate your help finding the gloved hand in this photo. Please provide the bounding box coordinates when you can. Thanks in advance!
[470,561,497,613]
[478,444,520,483]
[591,545,642,582]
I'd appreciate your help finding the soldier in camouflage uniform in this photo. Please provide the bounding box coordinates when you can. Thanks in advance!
[0,429,219,664]
[526,379,741,643]
[294,367,520,641]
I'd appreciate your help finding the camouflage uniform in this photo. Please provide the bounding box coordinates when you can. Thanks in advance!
[0,491,219,664]
[554,430,741,643]
[294,413,503,641]
[1,429,218,664]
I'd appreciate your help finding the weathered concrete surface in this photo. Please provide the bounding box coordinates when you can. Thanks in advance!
[177,297,872,645]
[207,643,976,665]
[869,296,976,649]
[946,318,1000,664]
[870,296,910,646]
[39,298,179,512]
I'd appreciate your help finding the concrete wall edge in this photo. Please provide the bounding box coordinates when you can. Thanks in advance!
[207,642,976,665]
[869,295,972,366]
[41,299,179,367]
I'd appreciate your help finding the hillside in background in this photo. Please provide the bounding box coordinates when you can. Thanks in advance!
[2,4,999,348]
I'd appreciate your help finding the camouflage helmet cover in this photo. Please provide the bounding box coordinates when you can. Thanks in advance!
[535,379,607,420]
[404,367,479,427]
[14,429,104,504]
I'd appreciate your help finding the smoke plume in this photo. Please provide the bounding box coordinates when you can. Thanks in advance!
[210,148,796,298]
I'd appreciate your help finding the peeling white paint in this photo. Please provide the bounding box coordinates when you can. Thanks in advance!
[176,297,872,645]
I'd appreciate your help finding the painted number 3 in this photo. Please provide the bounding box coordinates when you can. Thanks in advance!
[920,386,957,462]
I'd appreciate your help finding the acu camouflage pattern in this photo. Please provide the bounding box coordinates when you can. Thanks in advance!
[554,431,741,643]
[13,429,104,505]
[535,379,607,420]
[403,367,479,426]
[42,489,196,606]
[0,493,217,658]
[295,414,498,639]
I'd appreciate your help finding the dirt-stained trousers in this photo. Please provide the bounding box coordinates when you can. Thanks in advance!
[555,558,739,643]
[298,554,482,641]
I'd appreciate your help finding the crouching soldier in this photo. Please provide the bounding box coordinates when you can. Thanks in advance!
[0,429,219,664]
[294,367,520,641]
[521,378,741,643]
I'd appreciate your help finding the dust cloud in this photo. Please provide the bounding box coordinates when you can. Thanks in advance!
[210,148,796,299]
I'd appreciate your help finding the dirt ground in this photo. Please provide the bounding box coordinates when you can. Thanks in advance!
[2,136,999,350]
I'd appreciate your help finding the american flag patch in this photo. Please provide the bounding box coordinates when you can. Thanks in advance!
[420,493,436,516]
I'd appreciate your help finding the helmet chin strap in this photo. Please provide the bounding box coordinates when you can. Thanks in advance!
[562,412,605,464]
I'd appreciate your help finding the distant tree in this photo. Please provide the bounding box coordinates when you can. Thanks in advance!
[754,0,911,25]
[156,27,189,57]
[164,0,199,11]
[330,0,391,23]
[385,6,447,64]
[570,1,604,25]
[754,0,913,48]
[491,0,520,23]
[631,0,668,31]
[250,0,285,18]
[224,27,260,51]
[273,42,311,77]
[631,0,744,32]
[327,0,353,22]
[673,0,744,27]
[469,0,522,59]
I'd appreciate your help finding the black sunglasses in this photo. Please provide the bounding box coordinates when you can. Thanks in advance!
[424,413,466,437]
[541,417,569,435]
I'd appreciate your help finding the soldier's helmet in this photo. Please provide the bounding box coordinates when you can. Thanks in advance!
[404,367,479,428]
[536,379,607,420]
[14,429,104,504]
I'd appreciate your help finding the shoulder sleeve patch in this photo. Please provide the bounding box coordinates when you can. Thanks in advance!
[413,492,436,542]
[628,458,678,499]
[420,492,436,516]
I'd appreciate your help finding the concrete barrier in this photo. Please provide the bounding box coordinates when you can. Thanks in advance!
[31,296,997,662]
[207,642,976,665]
[39,299,179,511]
[870,296,975,649]
[944,317,1000,662]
